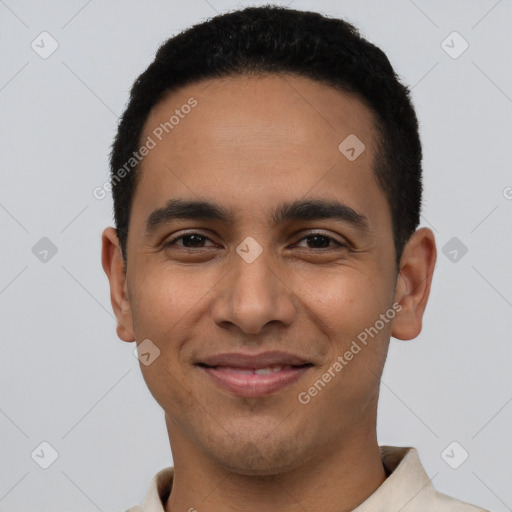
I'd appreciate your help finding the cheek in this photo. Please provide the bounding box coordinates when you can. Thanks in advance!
[129,270,202,410]
[129,267,202,339]
[138,357,198,428]
[293,265,389,338]
[296,266,393,401]
[300,272,391,412]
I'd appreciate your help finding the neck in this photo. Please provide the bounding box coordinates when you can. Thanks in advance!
[164,416,387,512]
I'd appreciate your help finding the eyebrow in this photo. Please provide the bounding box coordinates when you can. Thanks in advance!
[144,198,370,235]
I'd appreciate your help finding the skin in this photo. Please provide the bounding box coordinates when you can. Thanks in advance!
[102,73,436,512]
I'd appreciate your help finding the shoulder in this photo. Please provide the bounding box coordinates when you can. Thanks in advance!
[376,446,489,512]
[123,466,174,512]
[433,489,490,512]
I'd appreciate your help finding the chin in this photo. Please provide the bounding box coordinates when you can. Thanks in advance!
[209,435,305,476]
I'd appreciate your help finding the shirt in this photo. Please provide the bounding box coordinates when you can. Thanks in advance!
[125,446,489,512]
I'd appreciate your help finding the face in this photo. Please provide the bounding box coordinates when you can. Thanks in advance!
[103,73,436,475]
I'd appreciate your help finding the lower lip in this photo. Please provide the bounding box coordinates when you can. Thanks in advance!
[199,365,311,397]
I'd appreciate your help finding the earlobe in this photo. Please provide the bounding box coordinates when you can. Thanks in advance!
[391,228,437,341]
[101,227,136,343]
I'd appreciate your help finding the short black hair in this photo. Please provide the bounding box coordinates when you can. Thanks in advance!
[110,5,422,268]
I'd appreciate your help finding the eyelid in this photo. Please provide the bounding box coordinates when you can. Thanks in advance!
[164,230,217,247]
[164,230,348,249]
[293,231,348,248]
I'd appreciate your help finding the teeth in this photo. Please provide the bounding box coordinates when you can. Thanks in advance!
[254,365,285,375]
[231,368,253,375]
[210,364,297,374]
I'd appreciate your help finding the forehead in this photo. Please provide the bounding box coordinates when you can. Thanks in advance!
[132,73,387,229]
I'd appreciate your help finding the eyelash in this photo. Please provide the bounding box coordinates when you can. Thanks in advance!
[163,232,347,251]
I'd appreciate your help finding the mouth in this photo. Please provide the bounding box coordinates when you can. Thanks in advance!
[196,352,314,397]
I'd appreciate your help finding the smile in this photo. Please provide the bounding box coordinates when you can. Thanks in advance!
[198,363,313,397]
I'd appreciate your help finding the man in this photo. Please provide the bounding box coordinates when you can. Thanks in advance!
[101,5,488,511]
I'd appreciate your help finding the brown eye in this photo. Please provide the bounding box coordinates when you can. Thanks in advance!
[165,233,215,248]
[295,233,346,250]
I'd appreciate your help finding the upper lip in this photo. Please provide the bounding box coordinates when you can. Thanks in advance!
[198,351,312,369]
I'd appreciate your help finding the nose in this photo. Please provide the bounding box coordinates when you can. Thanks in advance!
[210,245,296,335]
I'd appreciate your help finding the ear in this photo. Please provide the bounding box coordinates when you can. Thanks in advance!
[392,227,437,340]
[101,227,135,342]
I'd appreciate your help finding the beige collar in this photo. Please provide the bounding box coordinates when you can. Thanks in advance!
[128,446,486,512]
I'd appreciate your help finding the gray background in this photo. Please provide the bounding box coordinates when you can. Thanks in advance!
[1,0,511,510]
